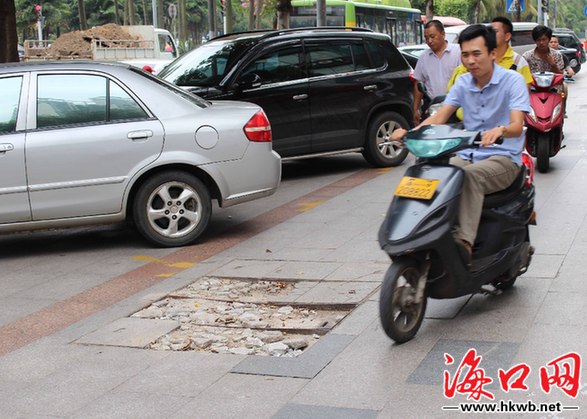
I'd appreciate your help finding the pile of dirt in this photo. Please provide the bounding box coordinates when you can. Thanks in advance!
[31,23,142,59]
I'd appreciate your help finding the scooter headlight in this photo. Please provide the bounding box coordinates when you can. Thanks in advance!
[552,103,562,121]
[405,138,462,158]
[534,73,554,87]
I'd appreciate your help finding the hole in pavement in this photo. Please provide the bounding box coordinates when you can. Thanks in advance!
[132,277,356,357]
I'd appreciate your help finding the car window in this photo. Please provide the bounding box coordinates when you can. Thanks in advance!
[365,39,387,68]
[161,41,239,87]
[555,35,578,49]
[241,46,303,85]
[511,31,534,47]
[0,76,22,134]
[307,43,370,76]
[109,81,149,121]
[37,74,148,129]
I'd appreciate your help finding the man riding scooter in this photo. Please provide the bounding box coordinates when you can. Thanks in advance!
[392,24,530,262]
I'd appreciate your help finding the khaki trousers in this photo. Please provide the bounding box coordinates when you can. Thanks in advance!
[450,155,520,245]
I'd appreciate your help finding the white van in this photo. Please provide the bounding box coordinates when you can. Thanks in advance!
[444,22,537,55]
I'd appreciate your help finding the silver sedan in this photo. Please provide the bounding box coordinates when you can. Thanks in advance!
[0,61,281,247]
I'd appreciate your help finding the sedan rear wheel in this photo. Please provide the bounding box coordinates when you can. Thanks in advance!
[363,111,409,167]
[134,171,211,247]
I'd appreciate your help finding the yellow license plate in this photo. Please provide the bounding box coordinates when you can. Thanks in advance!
[394,176,440,200]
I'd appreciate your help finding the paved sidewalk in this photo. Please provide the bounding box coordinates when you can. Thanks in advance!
[0,74,586,418]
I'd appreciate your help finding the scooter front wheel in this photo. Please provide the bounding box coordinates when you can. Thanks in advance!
[379,258,427,343]
[536,133,550,173]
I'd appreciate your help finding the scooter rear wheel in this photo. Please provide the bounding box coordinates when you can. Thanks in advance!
[379,258,427,343]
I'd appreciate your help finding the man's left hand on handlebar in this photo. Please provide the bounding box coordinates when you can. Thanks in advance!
[481,126,505,147]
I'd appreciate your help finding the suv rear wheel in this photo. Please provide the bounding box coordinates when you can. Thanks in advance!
[363,111,409,167]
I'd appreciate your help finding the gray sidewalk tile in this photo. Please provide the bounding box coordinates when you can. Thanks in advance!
[174,374,308,419]
[232,334,354,379]
[273,404,379,419]
[440,278,551,342]
[324,262,388,282]
[71,391,189,419]
[1,346,167,417]
[290,322,442,410]
[74,317,179,348]
[332,300,379,336]
[407,339,519,387]
[292,281,379,305]
[268,261,343,281]
[533,290,587,326]
[523,253,564,278]
[117,351,245,397]
[210,259,288,278]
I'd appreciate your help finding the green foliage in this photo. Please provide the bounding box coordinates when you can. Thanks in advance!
[435,0,469,21]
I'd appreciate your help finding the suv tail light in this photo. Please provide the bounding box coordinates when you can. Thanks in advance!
[244,110,272,142]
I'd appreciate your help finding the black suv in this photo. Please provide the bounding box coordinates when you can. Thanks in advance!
[159,28,414,167]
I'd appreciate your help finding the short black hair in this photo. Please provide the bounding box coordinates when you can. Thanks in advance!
[425,19,445,33]
[491,16,513,34]
[458,24,497,52]
[532,25,552,41]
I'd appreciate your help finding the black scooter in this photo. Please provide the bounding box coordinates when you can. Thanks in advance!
[378,125,536,343]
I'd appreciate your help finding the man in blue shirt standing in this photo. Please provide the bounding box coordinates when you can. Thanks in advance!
[393,24,530,261]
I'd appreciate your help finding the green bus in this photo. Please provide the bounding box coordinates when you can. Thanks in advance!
[290,0,423,46]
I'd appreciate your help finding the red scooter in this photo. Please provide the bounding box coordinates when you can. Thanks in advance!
[524,72,566,173]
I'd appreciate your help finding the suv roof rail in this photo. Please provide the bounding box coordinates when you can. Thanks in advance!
[211,26,373,42]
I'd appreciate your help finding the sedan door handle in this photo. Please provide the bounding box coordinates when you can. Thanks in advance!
[0,143,14,153]
[292,94,308,101]
[127,130,153,141]
[363,85,378,92]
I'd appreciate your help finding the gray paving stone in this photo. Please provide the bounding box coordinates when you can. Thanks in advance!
[210,259,288,278]
[268,261,343,281]
[332,300,378,336]
[231,333,354,378]
[324,262,388,282]
[292,281,379,305]
[71,391,189,419]
[174,373,308,419]
[407,339,520,387]
[290,321,442,410]
[117,351,245,397]
[74,317,179,348]
[523,253,564,278]
[273,404,379,419]
[1,346,167,417]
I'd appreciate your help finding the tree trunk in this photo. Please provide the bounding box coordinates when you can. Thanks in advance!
[225,0,234,33]
[276,0,291,29]
[179,0,187,50]
[255,0,263,29]
[425,0,434,23]
[248,0,255,30]
[473,0,481,23]
[157,0,164,29]
[114,0,121,24]
[128,0,135,25]
[0,0,19,63]
[208,0,216,38]
[142,0,148,24]
[78,0,87,30]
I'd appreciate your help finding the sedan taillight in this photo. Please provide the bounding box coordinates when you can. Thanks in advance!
[244,110,272,142]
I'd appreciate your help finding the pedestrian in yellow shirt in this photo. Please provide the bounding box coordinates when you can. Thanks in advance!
[446,17,533,120]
